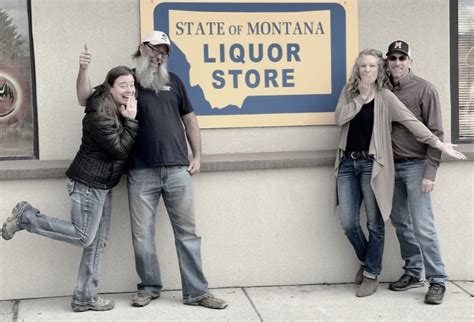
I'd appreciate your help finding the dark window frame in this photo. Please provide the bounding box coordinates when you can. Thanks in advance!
[451,0,474,143]
[0,0,38,161]
[28,0,39,160]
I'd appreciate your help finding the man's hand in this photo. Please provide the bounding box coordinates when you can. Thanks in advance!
[79,44,92,70]
[437,142,467,160]
[77,44,93,106]
[187,157,201,175]
[182,112,202,175]
[421,178,435,192]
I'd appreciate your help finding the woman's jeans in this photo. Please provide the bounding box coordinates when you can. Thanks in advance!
[337,157,385,278]
[20,179,112,305]
[390,159,447,284]
[127,166,209,303]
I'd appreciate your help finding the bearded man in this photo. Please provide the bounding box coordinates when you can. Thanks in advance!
[76,31,227,310]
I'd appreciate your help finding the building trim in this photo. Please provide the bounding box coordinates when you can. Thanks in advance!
[1,148,473,180]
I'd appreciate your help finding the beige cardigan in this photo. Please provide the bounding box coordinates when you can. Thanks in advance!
[334,87,441,221]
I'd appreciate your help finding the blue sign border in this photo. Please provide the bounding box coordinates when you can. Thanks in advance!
[154,2,346,115]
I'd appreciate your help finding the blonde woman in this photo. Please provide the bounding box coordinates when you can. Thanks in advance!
[334,48,465,297]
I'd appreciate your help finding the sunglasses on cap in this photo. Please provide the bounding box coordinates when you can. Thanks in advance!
[388,55,408,62]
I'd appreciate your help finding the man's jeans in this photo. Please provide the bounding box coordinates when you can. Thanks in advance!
[20,179,112,304]
[127,166,209,303]
[390,159,447,284]
[337,157,385,277]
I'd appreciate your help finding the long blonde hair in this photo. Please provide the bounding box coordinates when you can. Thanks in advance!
[345,48,392,99]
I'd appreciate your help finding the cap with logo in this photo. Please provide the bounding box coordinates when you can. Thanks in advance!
[142,30,172,54]
[386,40,410,58]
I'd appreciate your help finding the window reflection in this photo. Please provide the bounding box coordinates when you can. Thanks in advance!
[0,0,36,159]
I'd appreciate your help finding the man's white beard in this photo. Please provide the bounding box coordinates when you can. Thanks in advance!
[134,55,170,93]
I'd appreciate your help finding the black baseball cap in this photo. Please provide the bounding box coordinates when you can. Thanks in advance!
[386,40,411,58]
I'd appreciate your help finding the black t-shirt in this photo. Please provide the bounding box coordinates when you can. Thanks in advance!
[129,72,194,169]
[346,98,374,152]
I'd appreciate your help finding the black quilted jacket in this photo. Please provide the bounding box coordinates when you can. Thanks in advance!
[66,95,138,189]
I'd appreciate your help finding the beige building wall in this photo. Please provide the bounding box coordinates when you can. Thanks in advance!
[30,0,455,159]
[0,0,472,300]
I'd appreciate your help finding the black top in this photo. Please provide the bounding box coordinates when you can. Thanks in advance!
[66,93,138,189]
[345,98,374,152]
[129,72,194,169]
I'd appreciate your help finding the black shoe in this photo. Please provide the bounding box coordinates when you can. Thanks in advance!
[425,283,445,305]
[389,274,425,291]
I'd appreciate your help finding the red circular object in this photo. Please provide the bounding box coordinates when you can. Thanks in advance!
[0,64,31,125]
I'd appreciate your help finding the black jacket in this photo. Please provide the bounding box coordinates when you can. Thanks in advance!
[66,95,138,189]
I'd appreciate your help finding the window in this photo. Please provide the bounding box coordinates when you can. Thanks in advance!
[0,0,37,159]
[451,0,474,143]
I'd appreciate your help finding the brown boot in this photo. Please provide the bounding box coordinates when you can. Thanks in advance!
[354,266,365,285]
[186,294,228,309]
[2,201,31,240]
[356,276,378,297]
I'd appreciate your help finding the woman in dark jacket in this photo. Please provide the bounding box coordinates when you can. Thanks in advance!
[2,66,138,312]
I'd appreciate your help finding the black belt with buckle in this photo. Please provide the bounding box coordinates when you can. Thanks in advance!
[394,157,425,163]
[344,150,370,160]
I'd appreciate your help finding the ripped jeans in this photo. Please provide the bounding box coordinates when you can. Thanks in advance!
[20,179,112,305]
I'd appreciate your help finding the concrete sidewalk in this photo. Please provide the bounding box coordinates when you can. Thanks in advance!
[1,282,473,321]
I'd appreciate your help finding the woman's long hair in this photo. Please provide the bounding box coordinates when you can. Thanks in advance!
[345,48,392,99]
[90,66,135,130]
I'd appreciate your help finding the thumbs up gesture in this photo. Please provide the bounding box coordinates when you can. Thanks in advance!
[79,44,92,70]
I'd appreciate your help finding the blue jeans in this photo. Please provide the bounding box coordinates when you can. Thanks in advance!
[19,179,112,304]
[337,157,385,278]
[390,159,447,285]
[127,166,209,303]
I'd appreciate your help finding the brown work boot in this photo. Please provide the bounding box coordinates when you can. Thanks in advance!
[131,292,160,307]
[71,297,114,312]
[2,201,31,240]
[187,294,228,309]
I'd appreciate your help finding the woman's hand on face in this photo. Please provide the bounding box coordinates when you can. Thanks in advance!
[358,75,376,101]
[119,96,137,119]
[359,76,373,100]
